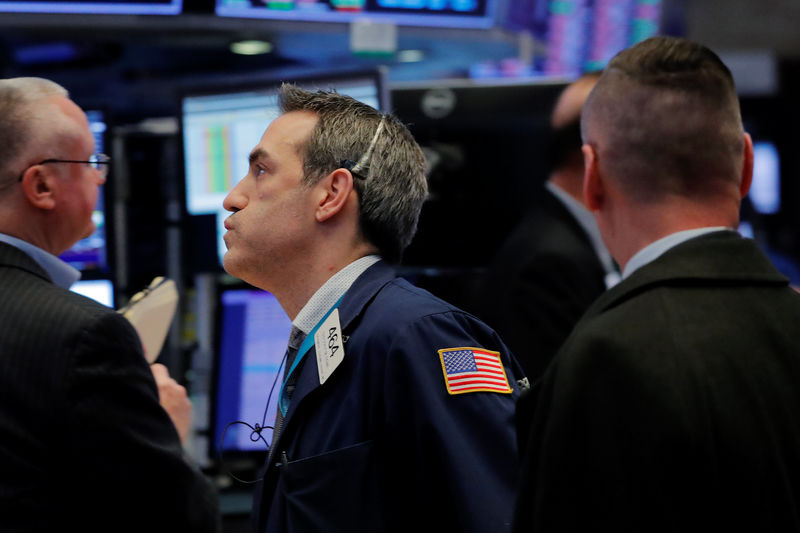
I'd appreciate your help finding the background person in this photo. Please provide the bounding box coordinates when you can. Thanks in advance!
[475,71,618,382]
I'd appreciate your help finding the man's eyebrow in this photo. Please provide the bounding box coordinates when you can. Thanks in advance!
[249,148,268,165]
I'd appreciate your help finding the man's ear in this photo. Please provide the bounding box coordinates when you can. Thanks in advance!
[315,168,355,223]
[582,143,604,211]
[19,165,57,210]
[739,132,754,199]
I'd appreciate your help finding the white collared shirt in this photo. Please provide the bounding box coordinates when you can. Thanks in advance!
[545,181,620,288]
[0,233,81,289]
[292,254,381,336]
[622,227,731,279]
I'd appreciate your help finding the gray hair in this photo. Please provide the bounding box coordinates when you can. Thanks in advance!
[279,84,428,263]
[0,77,69,190]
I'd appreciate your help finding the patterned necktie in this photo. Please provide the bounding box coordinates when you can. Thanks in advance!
[271,326,305,451]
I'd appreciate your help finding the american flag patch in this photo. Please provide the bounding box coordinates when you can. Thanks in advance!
[438,347,512,395]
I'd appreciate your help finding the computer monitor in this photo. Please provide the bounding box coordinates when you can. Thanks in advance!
[212,284,292,458]
[215,0,496,29]
[0,0,182,14]
[750,140,780,215]
[59,109,110,273]
[504,0,663,76]
[181,69,388,266]
[70,278,115,307]
[390,79,567,268]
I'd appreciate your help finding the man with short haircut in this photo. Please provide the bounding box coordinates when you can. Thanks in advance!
[0,77,219,532]
[514,37,800,532]
[222,84,522,532]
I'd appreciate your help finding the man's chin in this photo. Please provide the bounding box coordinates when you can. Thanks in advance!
[222,252,237,276]
[80,223,96,241]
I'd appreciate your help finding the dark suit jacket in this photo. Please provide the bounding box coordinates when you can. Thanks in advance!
[0,242,220,532]
[254,261,522,533]
[514,231,800,532]
[475,187,608,381]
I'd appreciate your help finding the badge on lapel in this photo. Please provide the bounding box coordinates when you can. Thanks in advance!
[315,308,345,385]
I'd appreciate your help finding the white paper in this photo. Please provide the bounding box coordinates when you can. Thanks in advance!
[118,277,179,364]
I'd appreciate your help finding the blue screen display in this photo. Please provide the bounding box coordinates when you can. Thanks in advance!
[750,141,780,215]
[59,109,109,273]
[504,0,663,77]
[0,0,181,14]
[70,278,115,307]
[216,0,494,28]
[213,287,292,453]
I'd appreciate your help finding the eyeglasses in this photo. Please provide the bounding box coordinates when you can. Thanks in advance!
[18,153,111,182]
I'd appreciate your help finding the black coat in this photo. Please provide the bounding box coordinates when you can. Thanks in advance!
[475,187,608,381]
[0,242,219,533]
[514,231,800,532]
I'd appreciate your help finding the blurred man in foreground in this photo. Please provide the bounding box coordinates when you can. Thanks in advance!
[0,77,219,532]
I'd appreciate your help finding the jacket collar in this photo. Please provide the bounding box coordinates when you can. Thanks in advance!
[0,241,51,282]
[272,260,396,446]
[582,230,787,321]
[336,260,397,331]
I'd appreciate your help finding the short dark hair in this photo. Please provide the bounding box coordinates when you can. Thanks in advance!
[279,84,428,263]
[581,36,745,201]
[546,71,601,173]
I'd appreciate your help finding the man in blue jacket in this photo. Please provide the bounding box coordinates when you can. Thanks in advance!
[221,84,524,532]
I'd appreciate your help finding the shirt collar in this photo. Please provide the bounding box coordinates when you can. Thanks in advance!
[545,181,620,288]
[0,233,81,289]
[622,227,732,279]
[292,255,381,335]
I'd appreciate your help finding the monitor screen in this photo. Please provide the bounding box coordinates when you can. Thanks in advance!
[505,0,663,76]
[391,80,566,269]
[59,109,110,272]
[181,69,387,266]
[750,140,780,215]
[216,0,495,28]
[70,278,115,307]
[0,0,182,14]
[212,286,292,455]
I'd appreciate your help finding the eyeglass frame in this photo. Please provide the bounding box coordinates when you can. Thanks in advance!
[17,153,111,182]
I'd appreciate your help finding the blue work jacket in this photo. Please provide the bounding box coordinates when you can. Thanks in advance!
[253,261,524,533]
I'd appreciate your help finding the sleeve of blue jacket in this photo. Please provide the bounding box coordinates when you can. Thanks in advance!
[378,307,521,533]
